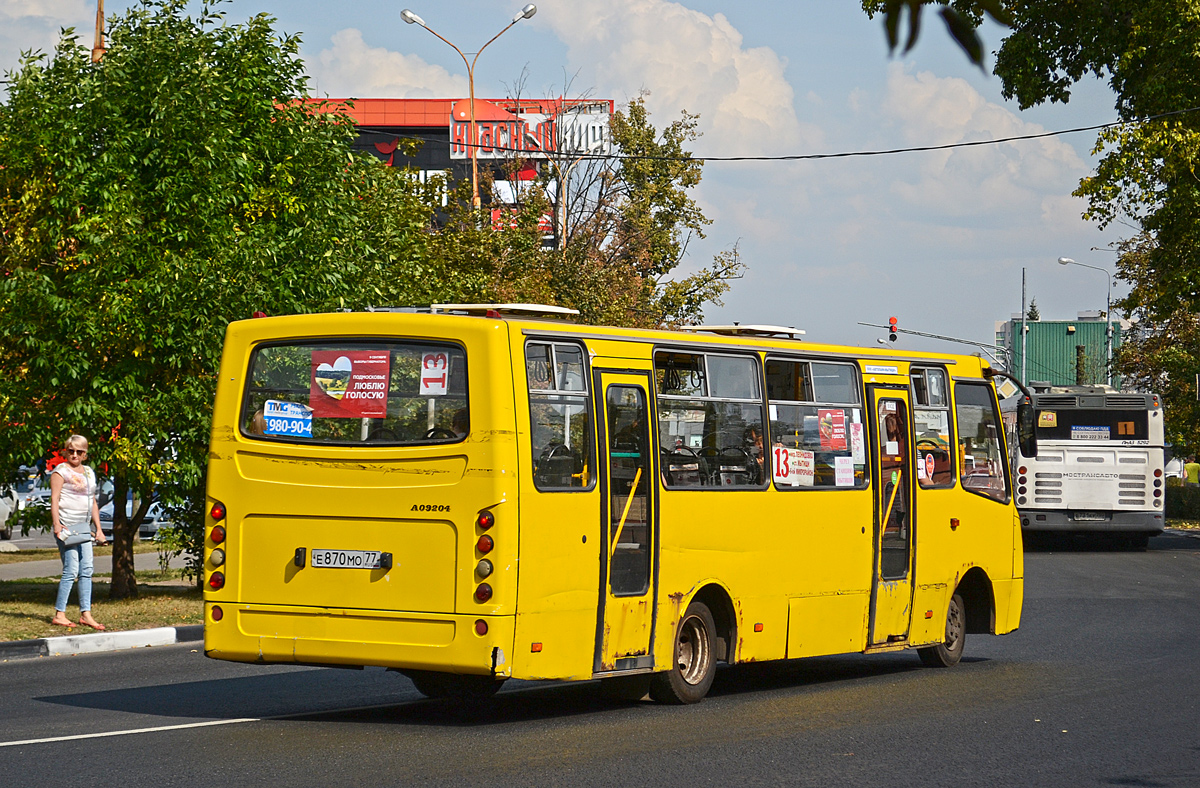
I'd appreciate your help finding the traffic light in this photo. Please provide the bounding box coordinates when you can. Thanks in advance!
[888,316,898,342]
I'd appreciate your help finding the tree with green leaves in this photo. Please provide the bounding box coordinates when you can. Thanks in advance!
[1026,298,1040,321]
[862,1,1012,67]
[988,1,1200,442]
[0,0,398,597]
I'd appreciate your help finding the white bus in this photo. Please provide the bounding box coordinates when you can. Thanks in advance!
[1004,386,1166,549]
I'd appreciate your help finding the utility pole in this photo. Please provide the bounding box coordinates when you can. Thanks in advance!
[1021,267,1028,385]
[91,1,106,63]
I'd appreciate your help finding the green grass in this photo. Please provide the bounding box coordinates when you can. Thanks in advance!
[0,574,202,643]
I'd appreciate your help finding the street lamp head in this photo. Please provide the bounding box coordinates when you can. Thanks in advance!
[400,9,426,26]
[512,4,537,22]
[1058,257,1075,266]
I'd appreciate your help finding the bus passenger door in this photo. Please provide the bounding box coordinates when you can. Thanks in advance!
[594,371,657,673]
[868,389,914,645]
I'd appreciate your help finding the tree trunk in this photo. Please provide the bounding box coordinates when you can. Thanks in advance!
[108,482,139,599]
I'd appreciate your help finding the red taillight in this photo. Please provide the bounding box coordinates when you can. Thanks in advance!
[210,502,226,521]
[211,605,224,622]
[474,619,488,636]
[475,583,493,602]
[476,534,494,554]
[476,511,494,530]
[1154,468,1163,478]
[210,525,226,544]
[208,571,225,591]
[1018,466,1027,475]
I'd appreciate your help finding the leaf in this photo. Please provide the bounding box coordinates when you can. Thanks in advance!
[940,7,984,66]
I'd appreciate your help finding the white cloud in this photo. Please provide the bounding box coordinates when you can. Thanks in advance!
[0,0,85,20]
[536,0,819,155]
[309,28,468,98]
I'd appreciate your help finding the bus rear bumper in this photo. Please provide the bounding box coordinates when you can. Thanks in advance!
[202,603,514,676]
[1018,509,1164,533]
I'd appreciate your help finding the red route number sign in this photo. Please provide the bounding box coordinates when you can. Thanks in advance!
[420,351,450,396]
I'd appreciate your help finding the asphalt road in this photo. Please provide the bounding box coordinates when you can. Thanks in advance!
[2,533,1198,787]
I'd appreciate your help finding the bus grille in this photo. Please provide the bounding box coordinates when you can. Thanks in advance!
[1034,497,1063,504]
[1119,457,1147,464]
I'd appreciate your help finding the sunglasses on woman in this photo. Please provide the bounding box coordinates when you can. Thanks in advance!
[65,448,87,456]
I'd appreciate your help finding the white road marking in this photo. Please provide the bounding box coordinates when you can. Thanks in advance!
[0,699,422,749]
[0,717,261,747]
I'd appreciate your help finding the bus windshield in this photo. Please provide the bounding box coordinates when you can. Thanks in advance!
[1036,409,1148,442]
[241,340,468,445]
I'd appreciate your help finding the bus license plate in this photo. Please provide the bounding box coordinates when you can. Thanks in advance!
[1072,512,1108,522]
[310,549,384,569]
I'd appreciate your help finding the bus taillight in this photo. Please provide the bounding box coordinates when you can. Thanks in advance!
[1018,466,1027,476]
[476,559,494,578]
[477,535,494,554]
[210,525,226,544]
[476,511,495,530]
[208,571,225,591]
[1154,468,1163,478]
[210,502,226,521]
[475,583,493,602]
[474,619,488,635]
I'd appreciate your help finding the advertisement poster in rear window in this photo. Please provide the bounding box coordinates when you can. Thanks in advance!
[310,351,391,418]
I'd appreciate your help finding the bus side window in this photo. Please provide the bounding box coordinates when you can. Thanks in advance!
[954,382,1010,502]
[765,359,866,489]
[527,341,594,491]
[912,368,955,488]
[655,352,766,488]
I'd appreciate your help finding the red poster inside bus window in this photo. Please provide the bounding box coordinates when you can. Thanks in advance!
[309,351,391,418]
[817,409,847,451]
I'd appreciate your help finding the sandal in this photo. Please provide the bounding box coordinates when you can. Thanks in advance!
[79,618,106,631]
[50,618,77,629]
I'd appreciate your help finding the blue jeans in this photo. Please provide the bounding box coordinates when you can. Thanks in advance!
[56,539,94,613]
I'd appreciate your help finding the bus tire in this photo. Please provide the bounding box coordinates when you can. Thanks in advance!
[918,593,965,668]
[650,600,717,704]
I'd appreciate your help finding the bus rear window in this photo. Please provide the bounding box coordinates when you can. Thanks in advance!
[1036,409,1148,442]
[241,341,468,445]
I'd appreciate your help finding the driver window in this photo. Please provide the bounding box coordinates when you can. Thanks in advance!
[911,367,955,488]
[655,351,766,489]
[527,341,595,491]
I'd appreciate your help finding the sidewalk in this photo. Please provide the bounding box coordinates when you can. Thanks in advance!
[0,624,203,661]
[0,552,189,581]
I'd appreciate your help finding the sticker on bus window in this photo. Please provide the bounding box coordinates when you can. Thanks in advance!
[773,447,814,488]
[310,351,391,418]
[849,423,865,463]
[1071,425,1110,441]
[917,460,926,480]
[925,453,936,480]
[835,456,855,487]
[818,409,847,451]
[1039,411,1057,427]
[420,351,450,396]
[262,400,313,438]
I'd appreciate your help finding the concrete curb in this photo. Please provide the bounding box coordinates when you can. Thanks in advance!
[1165,528,1200,539]
[0,624,202,662]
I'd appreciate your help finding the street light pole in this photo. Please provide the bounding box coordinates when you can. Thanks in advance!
[401,5,537,209]
[1058,256,1113,387]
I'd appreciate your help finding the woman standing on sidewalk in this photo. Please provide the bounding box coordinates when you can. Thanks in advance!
[49,435,107,630]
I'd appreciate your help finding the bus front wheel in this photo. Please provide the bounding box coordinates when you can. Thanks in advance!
[650,600,717,704]
[918,593,965,668]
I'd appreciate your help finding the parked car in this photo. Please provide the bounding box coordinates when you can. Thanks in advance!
[0,488,16,539]
[99,497,170,541]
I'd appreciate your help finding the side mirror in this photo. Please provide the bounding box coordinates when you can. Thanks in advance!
[1017,400,1038,459]
[1164,443,1175,464]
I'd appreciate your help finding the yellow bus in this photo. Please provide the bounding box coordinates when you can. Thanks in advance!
[203,305,1029,703]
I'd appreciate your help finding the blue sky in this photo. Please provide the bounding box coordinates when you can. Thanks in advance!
[2,1,1128,353]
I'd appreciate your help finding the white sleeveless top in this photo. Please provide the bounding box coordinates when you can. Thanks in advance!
[53,464,96,528]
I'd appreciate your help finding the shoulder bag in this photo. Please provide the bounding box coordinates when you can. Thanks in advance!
[58,467,96,546]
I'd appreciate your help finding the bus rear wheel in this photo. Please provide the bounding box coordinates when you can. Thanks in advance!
[650,600,717,704]
[918,593,965,668]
